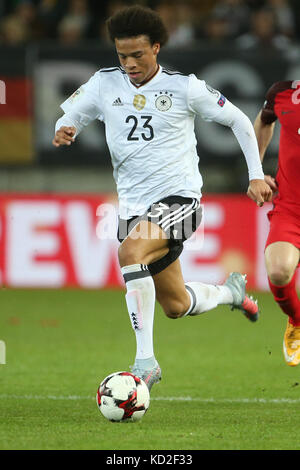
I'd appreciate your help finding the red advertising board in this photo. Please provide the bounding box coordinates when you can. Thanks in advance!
[0,193,296,291]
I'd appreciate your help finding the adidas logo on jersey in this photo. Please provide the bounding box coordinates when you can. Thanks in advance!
[112,97,123,106]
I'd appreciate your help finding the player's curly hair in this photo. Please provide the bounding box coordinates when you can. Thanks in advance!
[106,5,169,47]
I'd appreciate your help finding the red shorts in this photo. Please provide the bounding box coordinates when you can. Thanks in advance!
[266,209,300,251]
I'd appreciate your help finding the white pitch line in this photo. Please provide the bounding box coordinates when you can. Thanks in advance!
[0,395,300,404]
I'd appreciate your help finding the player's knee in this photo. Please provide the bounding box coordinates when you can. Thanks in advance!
[160,298,188,319]
[268,264,294,286]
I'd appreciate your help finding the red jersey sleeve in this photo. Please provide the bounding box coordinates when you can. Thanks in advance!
[260,81,293,124]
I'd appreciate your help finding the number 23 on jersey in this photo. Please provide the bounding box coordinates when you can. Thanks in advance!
[126,115,154,141]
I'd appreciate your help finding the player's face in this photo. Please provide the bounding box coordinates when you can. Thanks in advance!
[115,35,160,85]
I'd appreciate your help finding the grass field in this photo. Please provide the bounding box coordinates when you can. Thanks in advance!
[0,288,300,450]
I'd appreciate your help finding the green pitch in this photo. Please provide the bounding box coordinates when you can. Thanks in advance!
[0,288,299,450]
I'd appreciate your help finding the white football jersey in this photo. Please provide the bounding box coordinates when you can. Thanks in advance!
[57,65,263,218]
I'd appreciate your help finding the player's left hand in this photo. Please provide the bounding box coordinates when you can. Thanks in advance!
[247,179,273,207]
[264,174,278,193]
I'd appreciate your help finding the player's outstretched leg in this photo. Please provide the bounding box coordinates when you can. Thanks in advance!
[184,272,259,321]
[224,272,259,322]
[154,259,259,321]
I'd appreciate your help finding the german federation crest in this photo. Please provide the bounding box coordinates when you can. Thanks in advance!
[155,92,172,112]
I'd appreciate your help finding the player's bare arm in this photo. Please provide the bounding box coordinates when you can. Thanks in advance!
[254,110,278,193]
[254,110,276,161]
[249,108,275,204]
[52,126,76,147]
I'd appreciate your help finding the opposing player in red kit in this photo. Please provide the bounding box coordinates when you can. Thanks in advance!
[254,80,300,366]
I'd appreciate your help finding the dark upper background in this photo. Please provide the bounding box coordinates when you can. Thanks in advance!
[1,0,300,46]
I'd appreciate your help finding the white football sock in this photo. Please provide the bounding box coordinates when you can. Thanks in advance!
[121,264,156,361]
[184,281,233,316]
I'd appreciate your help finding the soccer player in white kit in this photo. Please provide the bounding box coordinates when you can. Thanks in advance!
[53,6,272,391]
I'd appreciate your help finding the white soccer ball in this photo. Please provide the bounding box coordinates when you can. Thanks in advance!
[96,371,150,422]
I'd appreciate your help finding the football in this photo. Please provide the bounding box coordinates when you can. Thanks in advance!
[96,371,150,422]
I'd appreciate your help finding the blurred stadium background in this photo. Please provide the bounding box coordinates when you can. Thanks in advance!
[2,2,300,451]
[1,0,300,290]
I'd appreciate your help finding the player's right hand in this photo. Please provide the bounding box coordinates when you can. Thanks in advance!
[247,178,273,207]
[52,126,76,147]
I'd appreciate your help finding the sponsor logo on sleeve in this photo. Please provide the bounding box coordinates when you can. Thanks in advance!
[69,87,84,103]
